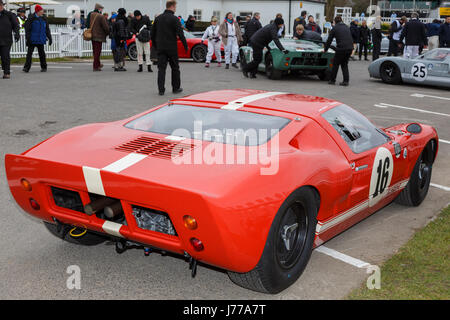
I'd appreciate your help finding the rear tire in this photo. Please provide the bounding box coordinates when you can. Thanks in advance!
[395,141,434,206]
[127,43,137,61]
[380,61,402,84]
[228,187,318,293]
[191,44,207,62]
[318,69,331,81]
[44,222,107,246]
[265,54,283,80]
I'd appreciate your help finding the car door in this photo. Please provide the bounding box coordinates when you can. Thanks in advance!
[320,104,401,214]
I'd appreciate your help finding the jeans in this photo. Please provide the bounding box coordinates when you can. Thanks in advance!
[24,44,47,70]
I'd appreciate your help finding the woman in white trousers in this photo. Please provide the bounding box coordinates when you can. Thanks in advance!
[219,12,243,69]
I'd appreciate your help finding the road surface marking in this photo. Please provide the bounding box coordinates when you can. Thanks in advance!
[439,139,450,145]
[374,103,450,117]
[11,65,73,69]
[221,91,285,110]
[430,183,450,192]
[411,93,450,101]
[315,246,370,268]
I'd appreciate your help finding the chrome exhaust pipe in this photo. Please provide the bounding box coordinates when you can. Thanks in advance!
[84,197,116,216]
[104,201,123,218]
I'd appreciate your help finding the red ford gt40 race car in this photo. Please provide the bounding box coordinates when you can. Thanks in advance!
[5,90,438,293]
[126,30,224,62]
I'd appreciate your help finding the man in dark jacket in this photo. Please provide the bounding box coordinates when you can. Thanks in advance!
[388,16,406,56]
[293,24,322,42]
[358,20,371,60]
[439,16,450,48]
[185,15,195,32]
[131,10,152,72]
[151,0,187,95]
[305,15,322,34]
[23,5,52,73]
[400,13,427,59]
[325,16,353,86]
[0,1,19,79]
[243,18,287,78]
[112,8,129,71]
[243,12,262,45]
[349,19,360,60]
[293,10,307,35]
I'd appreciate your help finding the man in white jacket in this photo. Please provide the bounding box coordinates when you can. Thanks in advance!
[202,17,222,67]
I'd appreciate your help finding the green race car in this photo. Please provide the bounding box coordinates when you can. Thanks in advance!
[240,39,335,80]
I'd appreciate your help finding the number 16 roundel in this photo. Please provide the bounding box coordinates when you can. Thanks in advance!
[369,147,394,207]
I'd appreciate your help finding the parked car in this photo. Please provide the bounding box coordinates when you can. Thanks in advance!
[240,39,335,80]
[126,30,224,63]
[5,89,438,294]
[321,33,390,54]
[368,48,450,88]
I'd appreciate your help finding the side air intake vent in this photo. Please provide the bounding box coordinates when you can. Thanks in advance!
[115,136,195,159]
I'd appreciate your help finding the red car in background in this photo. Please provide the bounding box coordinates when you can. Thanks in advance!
[126,30,224,63]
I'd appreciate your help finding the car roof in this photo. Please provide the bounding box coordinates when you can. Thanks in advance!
[170,89,341,119]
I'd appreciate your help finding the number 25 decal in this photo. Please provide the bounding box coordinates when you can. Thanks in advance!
[369,147,393,207]
[411,63,427,82]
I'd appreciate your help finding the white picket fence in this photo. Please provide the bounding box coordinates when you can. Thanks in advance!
[11,25,113,58]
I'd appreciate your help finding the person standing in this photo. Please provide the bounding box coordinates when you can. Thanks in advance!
[151,0,187,95]
[202,17,222,68]
[112,8,129,72]
[0,1,19,79]
[400,13,427,59]
[185,15,196,32]
[23,5,52,73]
[87,3,109,71]
[131,10,152,72]
[243,12,261,45]
[358,20,370,61]
[371,16,382,61]
[324,15,353,86]
[306,15,322,34]
[425,19,441,50]
[243,18,287,79]
[388,16,406,56]
[219,12,243,69]
[439,16,450,48]
[16,7,26,31]
[293,10,307,35]
[349,19,360,60]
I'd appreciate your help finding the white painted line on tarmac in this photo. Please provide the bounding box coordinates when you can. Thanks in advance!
[315,246,370,269]
[411,93,450,101]
[439,139,450,145]
[374,103,450,117]
[430,183,450,192]
[10,65,73,69]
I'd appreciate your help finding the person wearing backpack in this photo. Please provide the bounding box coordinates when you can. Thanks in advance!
[0,1,20,79]
[112,8,129,72]
[131,10,152,72]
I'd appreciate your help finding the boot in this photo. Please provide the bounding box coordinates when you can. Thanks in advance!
[137,64,143,72]
[225,64,229,69]
[147,65,153,72]
[232,63,238,68]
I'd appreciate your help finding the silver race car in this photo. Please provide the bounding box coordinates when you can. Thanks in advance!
[368,48,450,88]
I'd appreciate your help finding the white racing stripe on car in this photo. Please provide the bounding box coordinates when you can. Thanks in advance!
[374,103,450,117]
[102,153,148,173]
[165,135,186,141]
[102,220,124,238]
[316,179,409,235]
[221,91,285,110]
[82,166,106,196]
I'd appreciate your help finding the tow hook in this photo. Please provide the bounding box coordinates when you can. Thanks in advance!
[53,217,70,240]
[189,257,198,278]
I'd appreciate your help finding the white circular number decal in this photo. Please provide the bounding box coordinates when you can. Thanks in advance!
[369,147,394,207]
[411,62,427,82]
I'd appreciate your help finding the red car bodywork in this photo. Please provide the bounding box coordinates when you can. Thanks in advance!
[5,90,438,273]
[126,32,224,60]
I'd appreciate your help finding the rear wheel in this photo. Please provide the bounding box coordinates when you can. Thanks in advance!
[395,141,435,206]
[228,187,318,293]
[44,222,107,246]
[127,43,137,61]
[318,69,331,81]
[191,44,207,62]
[380,61,401,84]
[265,54,283,80]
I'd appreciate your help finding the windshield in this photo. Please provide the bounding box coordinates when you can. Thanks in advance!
[322,105,390,154]
[125,105,291,146]
[422,49,450,61]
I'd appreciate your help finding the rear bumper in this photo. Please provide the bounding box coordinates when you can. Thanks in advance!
[5,154,272,273]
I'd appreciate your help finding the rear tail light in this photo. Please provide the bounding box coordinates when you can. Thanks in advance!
[29,198,40,210]
[190,238,204,251]
[183,215,198,230]
[21,178,32,191]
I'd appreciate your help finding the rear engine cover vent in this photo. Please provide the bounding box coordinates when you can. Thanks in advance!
[115,136,195,159]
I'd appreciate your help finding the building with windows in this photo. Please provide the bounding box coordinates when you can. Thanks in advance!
[18,0,325,31]
[377,0,447,18]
